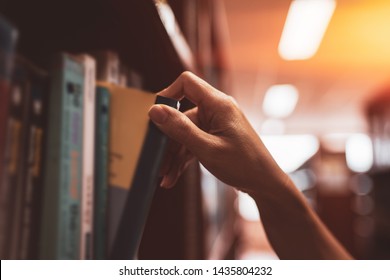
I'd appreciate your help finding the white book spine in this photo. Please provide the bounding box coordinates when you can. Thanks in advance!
[79,55,96,259]
[106,52,120,85]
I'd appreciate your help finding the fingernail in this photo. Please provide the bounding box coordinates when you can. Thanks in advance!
[149,105,168,124]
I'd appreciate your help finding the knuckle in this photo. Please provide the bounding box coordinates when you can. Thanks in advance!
[175,115,193,143]
[227,95,238,106]
[220,95,238,112]
[180,71,195,82]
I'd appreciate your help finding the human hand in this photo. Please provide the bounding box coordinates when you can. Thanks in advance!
[149,73,353,260]
[148,72,287,195]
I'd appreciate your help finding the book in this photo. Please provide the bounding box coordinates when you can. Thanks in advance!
[93,86,110,259]
[77,54,96,260]
[0,14,18,260]
[17,59,48,260]
[127,69,143,89]
[1,56,31,259]
[118,65,128,87]
[90,51,120,85]
[105,81,178,259]
[40,53,84,259]
[119,65,143,89]
[95,82,156,257]
[93,83,166,258]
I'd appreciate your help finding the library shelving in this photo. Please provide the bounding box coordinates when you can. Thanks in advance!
[0,0,238,259]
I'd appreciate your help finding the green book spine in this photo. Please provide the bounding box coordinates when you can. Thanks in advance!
[41,53,84,259]
[93,86,110,259]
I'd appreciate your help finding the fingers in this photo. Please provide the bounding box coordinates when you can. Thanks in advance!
[148,104,213,156]
[184,107,201,127]
[151,72,231,188]
[158,107,201,188]
[160,147,194,188]
[158,71,223,106]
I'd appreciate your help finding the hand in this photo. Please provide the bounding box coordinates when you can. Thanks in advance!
[148,72,287,195]
[149,72,352,260]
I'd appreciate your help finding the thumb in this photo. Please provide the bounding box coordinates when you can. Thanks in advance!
[148,104,211,154]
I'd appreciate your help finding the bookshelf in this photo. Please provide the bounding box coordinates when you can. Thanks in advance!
[168,0,238,260]
[0,0,195,91]
[365,90,390,259]
[0,0,237,259]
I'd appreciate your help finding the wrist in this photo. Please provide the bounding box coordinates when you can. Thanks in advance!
[248,163,296,204]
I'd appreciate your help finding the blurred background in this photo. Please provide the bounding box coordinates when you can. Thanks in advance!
[171,0,390,260]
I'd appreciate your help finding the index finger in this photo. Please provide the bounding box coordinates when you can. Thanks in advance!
[158,71,223,106]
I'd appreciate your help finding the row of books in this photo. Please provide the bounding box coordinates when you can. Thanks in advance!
[0,15,176,259]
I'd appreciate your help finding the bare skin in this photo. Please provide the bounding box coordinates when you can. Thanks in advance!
[148,71,352,260]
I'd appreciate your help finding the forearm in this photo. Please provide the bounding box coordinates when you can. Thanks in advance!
[152,72,353,259]
[250,170,352,260]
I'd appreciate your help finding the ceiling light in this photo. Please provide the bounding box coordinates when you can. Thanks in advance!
[278,0,336,60]
[346,134,373,173]
[261,135,319,173]
[262,84,299,118]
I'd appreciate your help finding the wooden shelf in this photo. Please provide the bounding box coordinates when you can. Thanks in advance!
[0,0,195,91]
[0,0,234,260]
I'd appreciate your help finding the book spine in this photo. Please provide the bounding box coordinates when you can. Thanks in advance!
[93,87,110,260]
[60,54,84,260]
[41,54,84,259]
[127,69,143,89]
[2,61,30,259]
[78,55,96,260]
[40,56,62,260]
[0,15,18,260]
[91,51,120,85]
[110,96,178,260]
[118,65,128,87]
[18,66,48,259]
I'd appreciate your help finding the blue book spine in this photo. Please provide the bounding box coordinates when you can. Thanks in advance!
[93,86,110,259]
[41,54,84,259]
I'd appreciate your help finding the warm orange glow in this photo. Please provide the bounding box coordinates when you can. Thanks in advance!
[318,0,390,70]
[224,0,390,135]
[279,0,336,60]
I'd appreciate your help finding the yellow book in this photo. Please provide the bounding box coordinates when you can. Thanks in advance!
[96,82,178,259]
